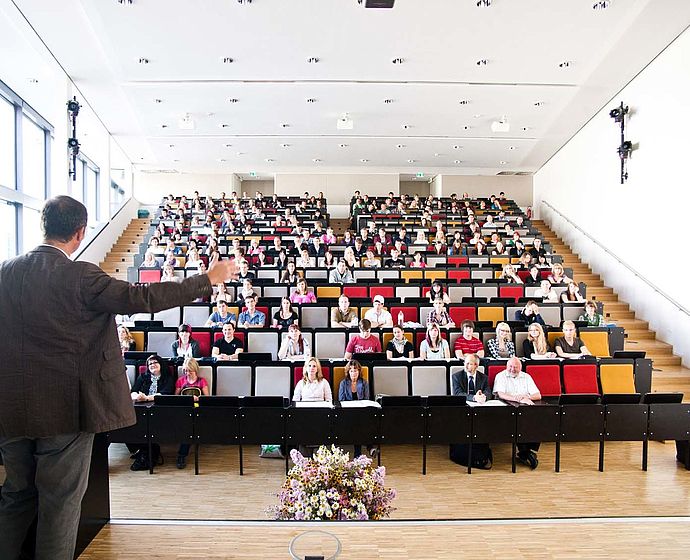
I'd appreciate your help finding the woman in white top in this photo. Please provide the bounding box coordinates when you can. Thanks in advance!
[278,324,312,361]
[413,230,427,245]
[293,357,332,402]
[419,323,451,360]
[561,282,586,303]
[535,279,559,303]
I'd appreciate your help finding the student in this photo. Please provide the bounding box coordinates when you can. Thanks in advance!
[344,319,382,360]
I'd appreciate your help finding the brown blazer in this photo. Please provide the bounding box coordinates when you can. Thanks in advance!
[0,245,212,438]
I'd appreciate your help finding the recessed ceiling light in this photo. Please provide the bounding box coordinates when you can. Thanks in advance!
[383,99,394,104]
[228,98,239,103]
[28,78,39,84]
[463,125,470,130]
[218,158,226,163]
[306,98,317,103]
[473,114,482,119]
[237,0,252,4]
[172,159,179,163]
[522,126,530,131]
[499,160,508,165]
[161,124,168,128]
[533,101,544,107]
[236,152,244,156]
[206,112,215,117]
[453,145,461,149]
[458,99,470,105]
[360,158,369,163]
[153,98,162,104]
[139,156,145,160]
[265,158,274,163]
[138,57,149,64]
[508,146,516,150]
[281,143,290,148]
[307,57,320,64]
[168,144,175,148]
[592,1,610,9]
[391,57,404,64]
[312,158,322,163]
[339,143,348,148]
[454,160,461,164]
[222,57,234,64]
[396,144,406,149]
[407,159,415,163]
[558,61,572,68]
[434,153,441,157]
[281,123,290,128]
[224,143,232,148]
[402,124,411,129]
[219,123,230,128]
[117,0,133,4]
[476,59,488,66]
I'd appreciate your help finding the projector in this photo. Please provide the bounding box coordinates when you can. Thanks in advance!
[359,0,395,7]
[491,118,510,133]
[337,114,354,130]
[178,114,195,130]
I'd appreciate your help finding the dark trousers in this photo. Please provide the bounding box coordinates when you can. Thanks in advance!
[517,442,540,457]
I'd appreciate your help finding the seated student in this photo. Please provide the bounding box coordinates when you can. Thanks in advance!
[409,251,427,268]
[296,247,315,268]
[427,280,452,305]
[450,354,492,469]
[235,259,256,283]
[501,264,523,284]
[212,282,232,303]
[278,324,312,361]
[493,357,542,469]
[280,261,302,285]
[362,249,381,268]
[352,237,368,259]
[525,265,541,284]
[238,294,266,328]
[529,238,547,259]
[329,259,355,284]
[548,262,571,285]
[535,279,559,303]
[343,246,360,270]
[514,300,546,326]
[174,357,210,469]
[140,250,161,269]
[344,319,382,360]
[273,296,299,330]
[129,355,175,471]
[554,320,592,359]
[578,300,605,327]
[453,320,485,359]
[331,294,358,328]
[290,278,317,304]
[212,323,244,360]
[523,323,557,359]
[426,298,455,328]
[322,250,336,270]
[383,248,406,268]
[363,295,393,328]
[309,237,326,258]
[386,325,415,359]
[118,324,136,355]
[171,324,202,358]
[205,299,237,328]
[486,322,515,359]
[235,278,259,306]
[420,323,451,360]
[338,360,377,457]
[561,282,586,303]
[293,357,332,402]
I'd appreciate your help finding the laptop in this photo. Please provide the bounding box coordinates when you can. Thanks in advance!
[558,394,600,405]
[612,351,646,359]
[642,392,684,404]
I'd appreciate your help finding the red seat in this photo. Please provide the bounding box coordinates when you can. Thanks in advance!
[294,366,331,386]
[194,332,212,357]
[540,270,551,280]
[139,269,162,283]
[391,306,418,324]
[447,269,470,282]
[448,306,477,324]
[415,330,447,353]
[525,364,562,397]
[499,285,524,302]
[562,363,600,394]
[487,365,504,390]
[448,256,469,266]
[517,270,531,282]
[343,286,368,299]
[370,286,394,300]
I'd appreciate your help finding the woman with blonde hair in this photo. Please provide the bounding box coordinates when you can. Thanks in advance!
[523,323,557,359]
[293,357,332,402]
[548,262,571,284]
[487,322,515,359]
[117,324,136,355]
[500,263,523,284]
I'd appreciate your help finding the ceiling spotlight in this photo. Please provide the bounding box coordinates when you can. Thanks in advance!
[491,116,510,133]
[172,159,180,163]
[228,98,239,103]
[473,114,482,119]
[28,78,39,84]
[402,124,411,129]
[237,0,252,4]
[508,146,516,151]
[434,153,441,157]
[407,159,415,163]
[609,103,628,123]
[153,98,163,104]
[218,158,226,163]
[307,57,320,64]
[522,126,530,131]
[360,158,369,163]
[117,0,133,4]
[476,0,491,6]
[383,99,394,104]
[453,160,461,164]
[558,61,572,68]
[219,123,230,128]
[265,158,275,163]
[178,114,195,130]
[476,59,488,66]
[533,101,544,107]
[453,145,461,150]
[222,57,234,64]
[161,124,168,128]
[138,57,149,64]
[224,143,232,148]
[339,143,348,148]
[592,1,610,9]
[281,143,290,148]
[337,113,354,130]
[396,144,405,149]
[458,99,470,105]
[281,123,290,128]
[357,0,396,8]
[499,160,508,165]
[306,98,317,103]
[312,158,322,163]
[391,57,404,64]
[236,152,245,156]
[168,144,175,148]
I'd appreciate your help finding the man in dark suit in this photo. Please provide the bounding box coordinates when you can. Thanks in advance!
[0,196,236,560]
[450,354,493,469]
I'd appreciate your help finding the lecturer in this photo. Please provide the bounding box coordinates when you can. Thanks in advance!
[0,196,236,560]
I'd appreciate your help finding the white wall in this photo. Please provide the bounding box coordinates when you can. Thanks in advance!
[134,172,237,204]
[241,180,275,197]
[534,27,690,366]
[440,175,534,207]
[400,180,430,197]
[274,173,399,205]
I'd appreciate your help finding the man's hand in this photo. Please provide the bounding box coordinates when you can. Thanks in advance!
[207,253,239,284]
[475,390,487,404]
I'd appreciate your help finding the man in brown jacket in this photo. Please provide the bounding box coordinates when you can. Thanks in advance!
[0,196,236,560]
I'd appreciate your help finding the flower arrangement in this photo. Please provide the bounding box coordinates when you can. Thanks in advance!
[271,445,396,520]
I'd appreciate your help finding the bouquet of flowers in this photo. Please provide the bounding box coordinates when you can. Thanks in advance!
[271,445,396,520]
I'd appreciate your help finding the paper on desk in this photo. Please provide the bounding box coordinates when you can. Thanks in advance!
[467,400,507,407]
[339,400,382,408]
[294,401,334,408]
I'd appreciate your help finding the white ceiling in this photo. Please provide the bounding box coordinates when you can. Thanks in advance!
[9,0,690,177]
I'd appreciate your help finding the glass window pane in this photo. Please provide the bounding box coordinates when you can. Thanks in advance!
[22,206,42,253]
[86,167,98,225]
[22,115,46,200]
[0,200,17,261]
[0,98,15,189]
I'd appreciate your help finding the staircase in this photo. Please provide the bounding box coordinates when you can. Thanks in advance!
[533,219,682,368]
[100,218,151,281]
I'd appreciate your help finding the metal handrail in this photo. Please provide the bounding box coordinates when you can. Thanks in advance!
[540,200,690,318]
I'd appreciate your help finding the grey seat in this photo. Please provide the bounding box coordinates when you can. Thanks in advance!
[411,365,448,396]
[146,331,177,357]
[372,365,409,397]
[255,365,291,398]
[216,365,252,396]
[153,307,181,327]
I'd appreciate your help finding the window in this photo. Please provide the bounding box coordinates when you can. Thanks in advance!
[0,201,17,261]
[0,97,15,189]
[22,206,42,252]
[73,154,100,227]
[22,114,46,200]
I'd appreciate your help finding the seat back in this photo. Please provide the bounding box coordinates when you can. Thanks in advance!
[153,307,181,327]
[599,363,636,394]
[411,365,448,396]
[216,365,252,396]
[182,305,211,327]
[130,331,145,351]
[579,331,610,358]
[539,305,562,327]
[424,270,447,282]
[246,331,279,359]
[477,306,505,326]
[474,285,498,300]
[316,286,341,299]
[140,269,162,283]
[195,331,212,357]
[401,270,423,282]
[146,331,177,357]
[499,285,524,302]
[390,306,418,324]
[370,285,395,300]
[343,285,368,299]
[372,365,409,396]
[448,306,476,324]
[562,363,599,394]
[254,365,291,398]
[332,366,369,402]
[525,364,562,397]
[314,331,347,359]
[300,306,330,328]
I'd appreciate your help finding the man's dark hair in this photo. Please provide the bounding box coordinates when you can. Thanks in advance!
[41,196,88,242]
[461,320,475,330]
